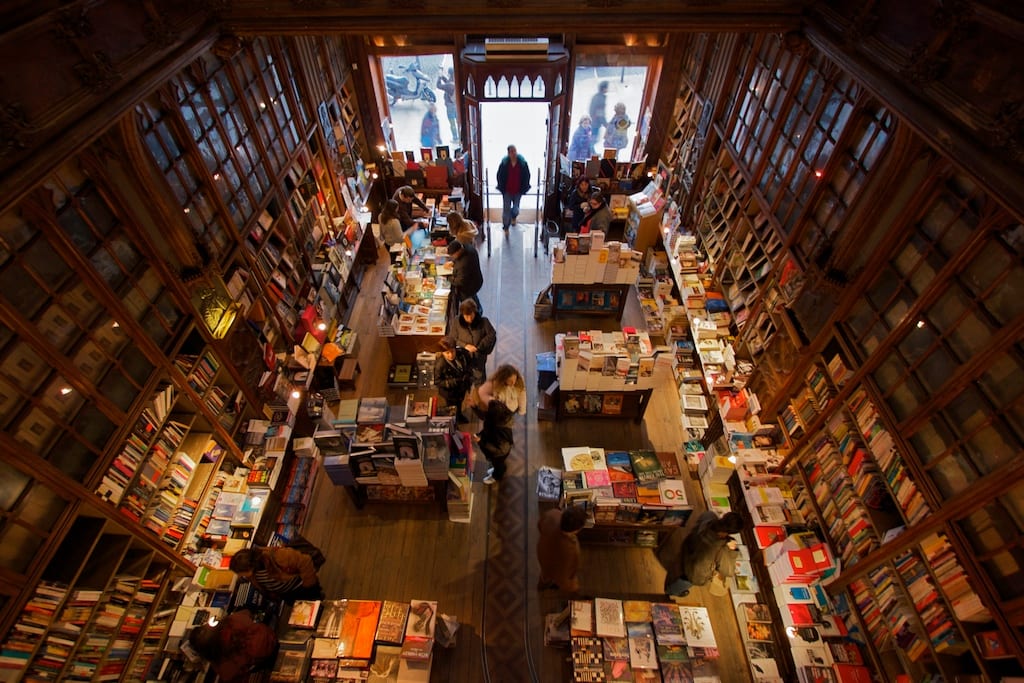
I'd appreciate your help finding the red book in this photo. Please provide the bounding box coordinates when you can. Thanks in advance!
[787,603,815,627]
[833,664,872,683]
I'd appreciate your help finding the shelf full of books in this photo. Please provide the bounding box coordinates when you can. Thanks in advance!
[544,598,722,681]
[558,447,694,547]
[0,512,181,682]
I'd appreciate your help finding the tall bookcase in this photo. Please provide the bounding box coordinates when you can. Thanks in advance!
[659,31,1024,680]
[0,33,373,678]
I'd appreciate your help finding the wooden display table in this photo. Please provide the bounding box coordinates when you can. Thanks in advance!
[556,387,653,424]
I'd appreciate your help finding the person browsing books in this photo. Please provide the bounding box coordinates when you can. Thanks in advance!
[392,185,430,231]
[473,364,527,485]
[229,546,324,604]
[536,506,588,592]
[658,510,743,598]
[452,298,496,386]
[446,239,483,315]
[188,609,278,683]
[579,189,611,235]
[434,336,474,423]
[378,199,407,249]
[563,177,593,233]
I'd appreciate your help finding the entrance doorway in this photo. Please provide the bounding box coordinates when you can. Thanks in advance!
[480,101,548,227]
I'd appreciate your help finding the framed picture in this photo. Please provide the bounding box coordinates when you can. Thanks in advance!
[392,434,420,460]
[435,145,450,162]
[420,147,434,163]
[404,150,416,163]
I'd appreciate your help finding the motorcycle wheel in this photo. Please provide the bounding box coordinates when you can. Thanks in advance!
[422,88,436,104]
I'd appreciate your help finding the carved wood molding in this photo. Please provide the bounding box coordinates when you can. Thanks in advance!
[0,102,29,158]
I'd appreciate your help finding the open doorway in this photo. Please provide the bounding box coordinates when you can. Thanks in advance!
[480,101,548,228]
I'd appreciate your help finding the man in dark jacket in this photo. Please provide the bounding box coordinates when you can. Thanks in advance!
[452,298,496,386]
[495,144,531,231]
[392,185,430,230]
[659,510,743,598]
[434,336,473,423]
[446,239,483,315]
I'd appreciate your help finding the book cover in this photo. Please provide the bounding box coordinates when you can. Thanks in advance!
[622,600,651,624]
[288,600,321,629]
[374,600,409,644]
[571,599,594,636]
[650,603,685,645]
[601,393,624,415]
[311,637,340,659]
[308,658,338,679]
[678,606,715,648]
[626,622,658,670]
[400,635,433,661]
[366,643,401,682]
[356,397,388,423]
[602,636,629,661]
[338,600,382,660]
[655,452,682,478]
[336,668,370,683]
[269,647,308,682]
[317,599,348,639]
[740,602,771,623]
[628,450,664,483]
[594,597,626,638]
[405,600,437,639]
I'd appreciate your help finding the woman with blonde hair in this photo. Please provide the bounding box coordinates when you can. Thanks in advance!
[447,211,478,245]
[474,364,526,485]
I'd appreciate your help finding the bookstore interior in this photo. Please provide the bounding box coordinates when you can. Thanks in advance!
[1,3,1023,683]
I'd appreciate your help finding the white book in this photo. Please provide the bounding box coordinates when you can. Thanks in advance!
[593,597,626,638]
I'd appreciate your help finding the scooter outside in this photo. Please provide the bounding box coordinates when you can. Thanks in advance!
[385,58,437,106]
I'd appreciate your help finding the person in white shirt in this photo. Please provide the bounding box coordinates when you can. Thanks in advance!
[473,364,526,484]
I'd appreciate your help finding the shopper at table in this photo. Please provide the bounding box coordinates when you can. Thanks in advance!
[563,176,593,233]
[434,336,473,423]
[446,211,478,246]
[392,185,430,231]
[188,610,278,683]
[659,510,743,598]
[452,298,495,386]
[379,199,406,249]
[579,188,612,235]
[446,239,483,315]
[536,506,588,592]
[228,546,323,604]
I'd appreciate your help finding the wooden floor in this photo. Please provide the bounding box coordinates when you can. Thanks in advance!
[301,222,752,682]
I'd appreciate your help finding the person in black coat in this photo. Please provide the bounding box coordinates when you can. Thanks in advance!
[562,177,593,233]
[392,185,430,231]
[434,336,473,423]
[446,239,483,314]
[451,298,496,386]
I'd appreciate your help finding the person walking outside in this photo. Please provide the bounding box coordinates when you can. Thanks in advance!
[496,144,531,232]
[434,336,473,423]
[436,66,459,143]
[658,510,743,598]
[536,506,588,592]
[474,364,527,485]
[451,298,496,387]
[588,80,609,141]
[420,103,442,149]
[568,115,595,162]
[446,239,483,315]
[603,102,632,156]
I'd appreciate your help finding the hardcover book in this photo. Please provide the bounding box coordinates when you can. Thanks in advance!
[594,597,626,638]
[405,600,437,639]
[374,600,409,644]
[288,600,321,629]
[626,622,657,670]
[317,599,348,639]
[649,603,685,645]
[628,450,664,483]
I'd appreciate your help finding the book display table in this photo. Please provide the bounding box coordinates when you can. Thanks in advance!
[559,447,693,547]
[271,597,445,681]
[378,239,451,363]
[550,283,630,319]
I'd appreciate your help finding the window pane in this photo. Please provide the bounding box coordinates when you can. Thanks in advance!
[0,524,46,574]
